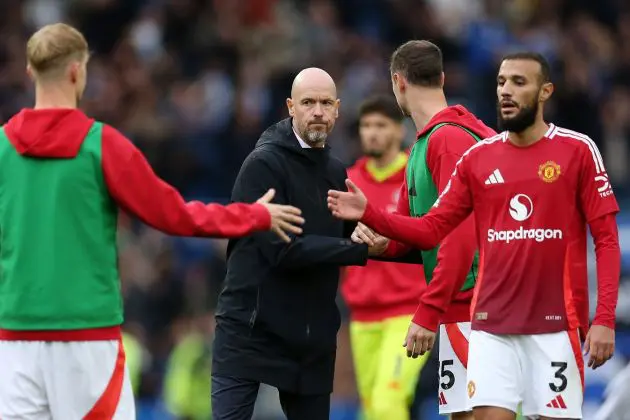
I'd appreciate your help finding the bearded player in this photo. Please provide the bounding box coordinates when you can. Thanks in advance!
[329,52,619,420]
[351,41,495,419]
[343,95,428,420]
[0,24,304,419]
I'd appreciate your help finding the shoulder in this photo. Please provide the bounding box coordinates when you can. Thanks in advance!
[329,154,349,178]
[99,123,137,160]
[548,125,605,170]
[548,125,601,152]
[429,124,481,156]
[459,132,507,161]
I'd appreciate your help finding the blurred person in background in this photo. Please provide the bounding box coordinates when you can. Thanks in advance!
[343,95,429,420]
[163,313,215,420]
[0,22,304,420]
[351,40,495,420]
[211,67,388,420]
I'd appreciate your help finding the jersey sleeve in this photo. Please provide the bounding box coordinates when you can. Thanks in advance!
[578,142,620,221]
[101,125,271,237]
[362,150,475,251]
[382,175,414,258]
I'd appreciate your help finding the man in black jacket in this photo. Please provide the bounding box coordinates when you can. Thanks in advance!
[211,68,384,419]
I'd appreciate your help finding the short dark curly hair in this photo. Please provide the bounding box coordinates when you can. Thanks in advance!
[390,40,443,88]
[358,95,404,122]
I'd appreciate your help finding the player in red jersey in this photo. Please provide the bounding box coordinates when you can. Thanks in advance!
[351,40,495,420]
[328,52,620,420]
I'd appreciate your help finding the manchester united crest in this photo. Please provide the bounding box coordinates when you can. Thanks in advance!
[467,380,476,398]
[538,161,561,183]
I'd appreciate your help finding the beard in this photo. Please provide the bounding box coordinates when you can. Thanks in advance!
[305,129,328,144]
[497,99,538,133]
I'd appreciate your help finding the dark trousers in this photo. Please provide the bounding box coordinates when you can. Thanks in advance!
[211,375,330,420]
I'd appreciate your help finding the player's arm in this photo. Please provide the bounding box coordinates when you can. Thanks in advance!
[413,126,478,331]
[578,141,621,368]
[360,151,474,251]
[381,177,415,258]
[101,125,274,237]
[349,177,423,264]
[235,154,369,270]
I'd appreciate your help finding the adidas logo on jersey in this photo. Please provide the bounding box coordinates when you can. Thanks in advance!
[484,169,505,185]
[546,394,567,409]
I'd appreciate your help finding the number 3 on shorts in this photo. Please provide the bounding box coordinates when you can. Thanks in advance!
[549,361,568,393]
[440,359,455,390]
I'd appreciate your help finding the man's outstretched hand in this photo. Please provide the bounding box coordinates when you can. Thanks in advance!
[403,322,436,359]
[257,189,304,243]
[583,324,615,369]
[327,179,368,221]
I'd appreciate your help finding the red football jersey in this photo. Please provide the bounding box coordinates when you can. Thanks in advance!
[362,124,620,335]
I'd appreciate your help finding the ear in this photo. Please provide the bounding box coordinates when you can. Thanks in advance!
[286,98,294,117]
[440,72,445,88]
[539,82,554,102]
[393,72,406,93]
[69,62,80,84]
[26,65,35,81]
[334,98,340,118]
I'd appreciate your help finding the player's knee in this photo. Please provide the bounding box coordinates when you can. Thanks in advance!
[473,406,516,420]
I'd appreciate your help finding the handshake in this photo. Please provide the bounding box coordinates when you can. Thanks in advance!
[351,222,390,257]
[256,187,388,257]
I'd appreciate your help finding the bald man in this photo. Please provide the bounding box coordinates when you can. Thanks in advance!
[212,68,381,419]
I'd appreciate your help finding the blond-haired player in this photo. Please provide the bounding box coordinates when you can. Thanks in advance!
[0,23,303,419]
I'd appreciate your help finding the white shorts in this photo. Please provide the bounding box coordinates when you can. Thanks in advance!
[0,340,135,420]
[437,322,471,415]
[467,330,583,418]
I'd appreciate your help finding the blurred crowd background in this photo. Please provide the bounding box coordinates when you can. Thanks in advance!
[2,0,630,419]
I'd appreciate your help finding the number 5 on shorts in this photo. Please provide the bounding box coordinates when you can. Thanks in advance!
[440,359,455,390]
[549,361,568,393]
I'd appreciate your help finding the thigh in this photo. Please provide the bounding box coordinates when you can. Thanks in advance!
[278,391,330,420]
[349,320,382,403]
[0,341,51,420]
[438,322,471,415]
[467,331,522,414]
[211,375,259,420]
[520,330,583,419]
[44,340,135,420]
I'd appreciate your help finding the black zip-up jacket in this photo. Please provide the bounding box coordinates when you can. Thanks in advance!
[212,118,368,394]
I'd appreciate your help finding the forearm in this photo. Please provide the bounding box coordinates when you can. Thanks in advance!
[262,234,369,270]
[590,213,621,329]
[361,204,450,250]
[371,248,423,264]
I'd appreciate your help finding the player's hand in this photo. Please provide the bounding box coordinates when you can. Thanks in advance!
[257,189,304,243]
[583,324,615,369]
[368,235,389,256]
[351,223,388,247]
[403,322,436,359]
[328,179,368,221]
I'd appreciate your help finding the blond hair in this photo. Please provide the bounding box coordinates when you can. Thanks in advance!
[26,23,88,77]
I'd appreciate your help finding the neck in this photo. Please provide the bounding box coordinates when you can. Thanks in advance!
[369,147,401,168]
[406,87,448,131]
[508,117,549,147]
[34,82,77,109]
